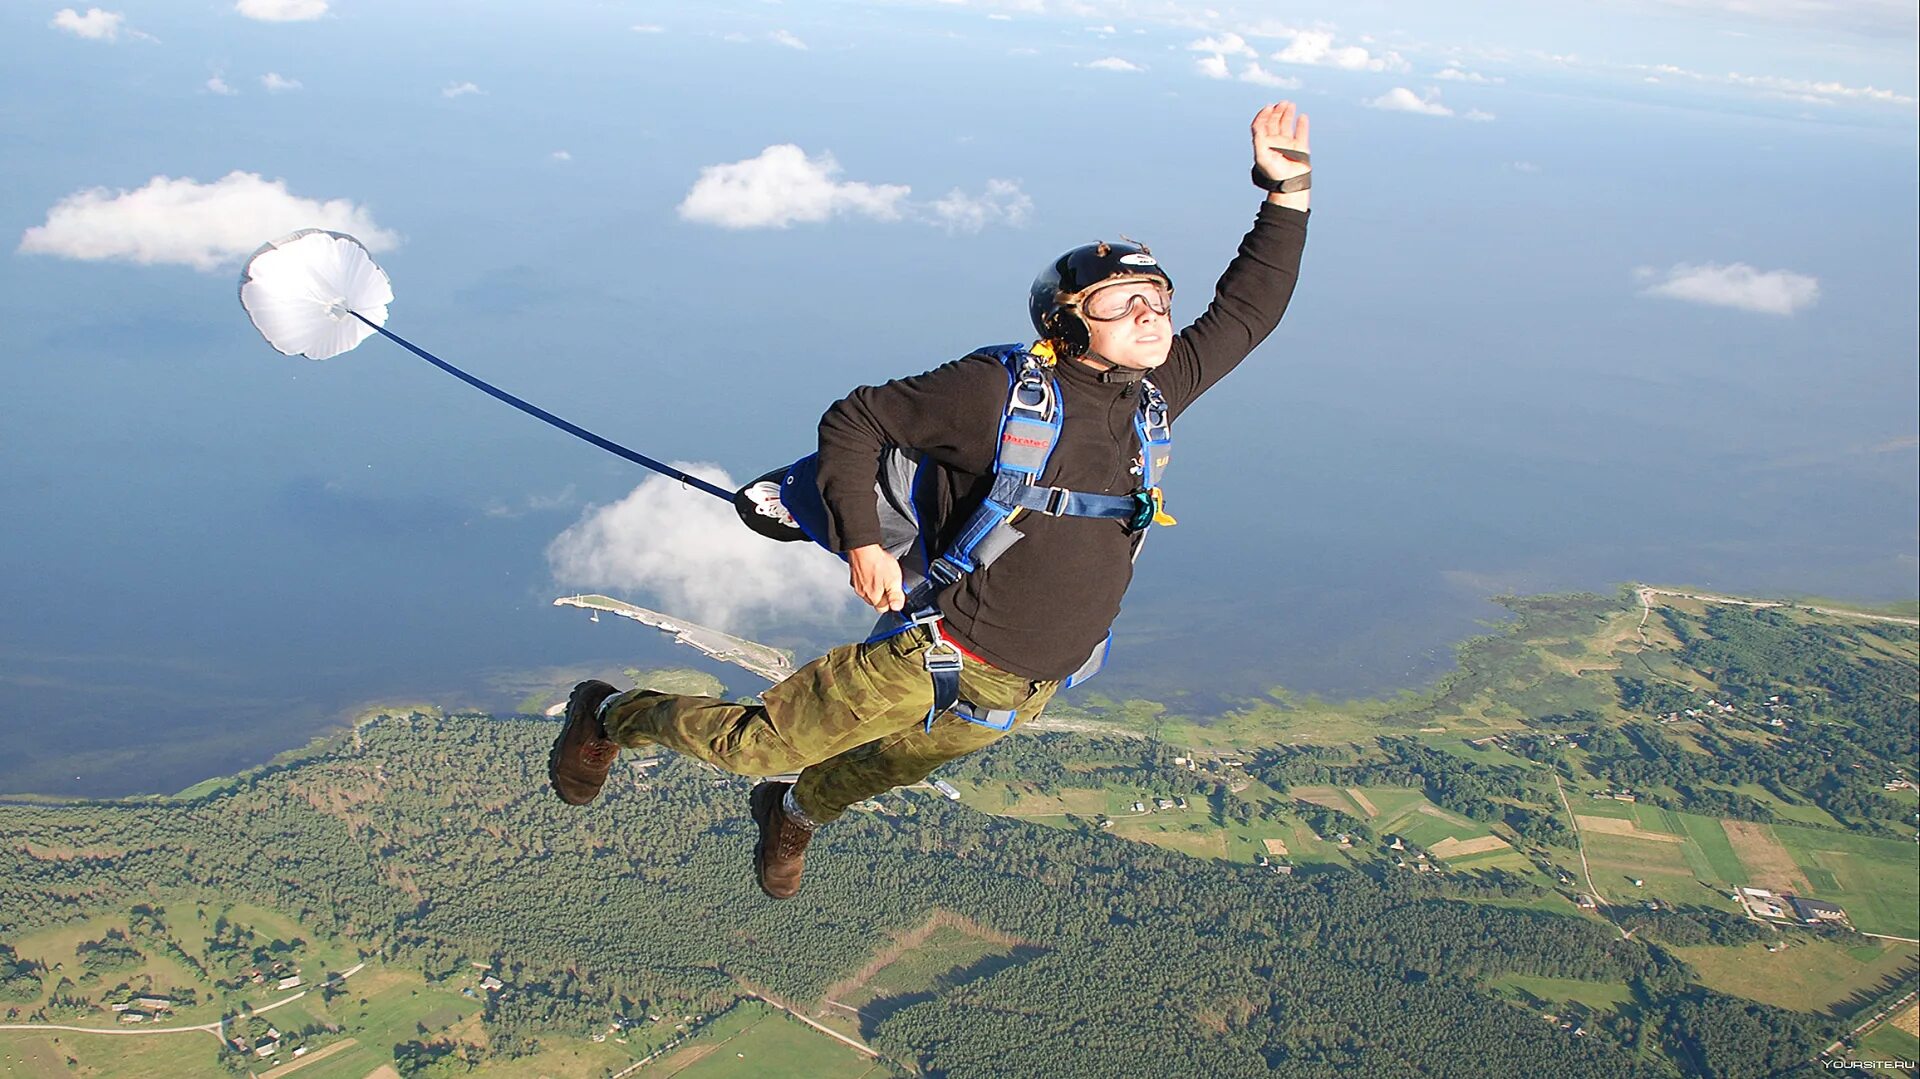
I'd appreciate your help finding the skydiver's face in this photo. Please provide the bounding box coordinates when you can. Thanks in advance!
[1079,280,1174,371]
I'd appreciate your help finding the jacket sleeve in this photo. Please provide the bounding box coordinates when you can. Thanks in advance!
[814,354,1007,552]
[1154,203,1308,418]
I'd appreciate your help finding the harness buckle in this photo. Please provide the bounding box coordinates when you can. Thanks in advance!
[923,637,964,675]
[1041,486,1071,516]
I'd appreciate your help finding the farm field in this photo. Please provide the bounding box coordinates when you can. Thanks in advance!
[1547,799,1917,935]
[1671,939,1920,1014]
[639,1001,879,1079]
[1769,824,1920,940]
[244,967,476,1079]
[0,1028,225,1079]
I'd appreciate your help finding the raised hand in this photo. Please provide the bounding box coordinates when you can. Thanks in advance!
[1252,100,1310,182]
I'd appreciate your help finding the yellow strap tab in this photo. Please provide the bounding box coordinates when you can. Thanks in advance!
[1028,339,1057,365]
[1150,487,1177,526]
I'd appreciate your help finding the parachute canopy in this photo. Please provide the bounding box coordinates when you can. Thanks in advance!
[238,229,393,360]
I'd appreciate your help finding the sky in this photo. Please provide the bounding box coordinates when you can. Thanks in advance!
[2,0,1916,796]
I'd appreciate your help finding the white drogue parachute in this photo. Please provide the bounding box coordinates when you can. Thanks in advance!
[233,227,741,505]
[238,229,393,360]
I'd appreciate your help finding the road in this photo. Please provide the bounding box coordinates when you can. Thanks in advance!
[1818,987,1920,1063]
[0,961,367,1045]
[1552,772,1630,940]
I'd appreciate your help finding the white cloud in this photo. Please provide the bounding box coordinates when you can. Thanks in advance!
[1083,56,1143,72]
[1238,62,1301,89]
[770,29,807,49]
[51,8,123,40]
[1366,87,1454,116]
[631,23,665,33]
[1629,61,1914,104]
[1465,108,1496,121]
[551,150,572,162]
[235,0,327,21]
[546,468,850,632]
[206,74,237,95]
[678,145,910,229]
[18,171,399,272]
[442,81,482,98]
[1510,161,1540,173]
[1636,262,1819,315]
[1195,53,1231,80]
[261,72,302,92]
[925,179,1031,233]
[1087,24,1116,34]
[1274,30,1406,72]
[1435,63,1502,84]
[1188,32,1257,58]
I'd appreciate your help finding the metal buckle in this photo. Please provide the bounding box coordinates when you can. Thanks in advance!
[923,638,964,674]
[1042,487,1070,516]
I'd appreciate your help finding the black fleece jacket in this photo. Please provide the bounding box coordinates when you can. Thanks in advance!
[815,203,1308,680]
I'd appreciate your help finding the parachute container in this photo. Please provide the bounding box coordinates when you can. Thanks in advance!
[238,229,393,360]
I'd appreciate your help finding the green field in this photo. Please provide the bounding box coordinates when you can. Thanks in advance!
[644,1001,881,1079]
[0,1029,226,1079]
[1677,814,1748,885]
[245,967,477,1079]
[1673,939,1920,1015]
[1485,973,1636,1012]
[1768,824,1920,939]
[838,925,1013,1010]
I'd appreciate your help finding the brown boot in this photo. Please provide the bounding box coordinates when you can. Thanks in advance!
[750,781,815,900]
[548,680,621,805]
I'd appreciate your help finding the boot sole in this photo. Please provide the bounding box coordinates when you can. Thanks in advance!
[549,681,614,806]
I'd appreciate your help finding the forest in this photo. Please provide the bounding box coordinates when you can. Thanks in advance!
[3,592,1912,1076]
[0,714,1862,1078]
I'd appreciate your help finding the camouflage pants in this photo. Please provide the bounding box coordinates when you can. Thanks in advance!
[599,628,1058,823]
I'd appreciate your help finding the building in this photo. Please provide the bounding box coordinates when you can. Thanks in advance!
[135,997,173,1011]
[930,779,962,801]
[1787,896,1850,925]
[277,975,303,991]
[480,975,505,992]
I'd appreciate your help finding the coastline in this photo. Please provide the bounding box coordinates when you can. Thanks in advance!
[2,581,1912,804]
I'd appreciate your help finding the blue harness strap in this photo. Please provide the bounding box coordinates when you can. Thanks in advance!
[770,344,1173,731]
[879,344,1175,731]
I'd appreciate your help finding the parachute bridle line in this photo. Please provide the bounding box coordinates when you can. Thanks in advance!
[350,312,734,503]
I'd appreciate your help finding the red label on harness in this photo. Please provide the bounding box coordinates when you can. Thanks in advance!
[1003,434,1048,448]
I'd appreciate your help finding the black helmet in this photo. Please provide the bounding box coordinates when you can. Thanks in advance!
[1029,240,1174,360]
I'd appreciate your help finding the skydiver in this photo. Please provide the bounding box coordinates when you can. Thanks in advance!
[549,102,1312,899]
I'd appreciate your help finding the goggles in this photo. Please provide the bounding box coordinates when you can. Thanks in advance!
[1076,278,1173,322]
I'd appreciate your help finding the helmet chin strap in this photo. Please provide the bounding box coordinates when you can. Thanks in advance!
[1078,350,1149,382]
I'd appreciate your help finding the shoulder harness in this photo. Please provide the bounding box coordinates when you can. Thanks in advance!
[868,343,1175,732]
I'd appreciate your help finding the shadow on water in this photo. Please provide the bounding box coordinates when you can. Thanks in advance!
[856,944,1049,1041]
